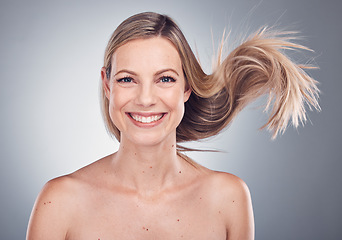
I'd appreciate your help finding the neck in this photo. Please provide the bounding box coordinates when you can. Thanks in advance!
[110,135,184,196]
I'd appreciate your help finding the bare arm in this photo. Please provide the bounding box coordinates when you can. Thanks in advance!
[218,173,254,240]
[26,177,74,240]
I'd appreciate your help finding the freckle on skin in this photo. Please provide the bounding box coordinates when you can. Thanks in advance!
[172,145,174,147]
[219,211,221,214]
[142,171,145,173]
[150,166,152,169]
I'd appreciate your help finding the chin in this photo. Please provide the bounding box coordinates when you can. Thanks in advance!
[123,130,176,147]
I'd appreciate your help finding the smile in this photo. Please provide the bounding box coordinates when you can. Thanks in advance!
[129,113,164,124]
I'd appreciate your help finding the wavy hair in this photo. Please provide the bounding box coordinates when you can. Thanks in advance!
[101,12,320,143]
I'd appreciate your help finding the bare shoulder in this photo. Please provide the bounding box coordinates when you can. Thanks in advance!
[33,154,110,203]
[204,170,254,240]
[42,173,80,194]
[26,175,80,240]
[27,155,111,240]
[36,173,83,203]
[209,171,251,200]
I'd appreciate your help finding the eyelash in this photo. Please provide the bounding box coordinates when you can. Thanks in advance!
[116,76,133,83]
[159,76,176,83]
[116,76,176,83]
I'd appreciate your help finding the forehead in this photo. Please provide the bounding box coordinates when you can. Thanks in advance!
[111,37,182,73]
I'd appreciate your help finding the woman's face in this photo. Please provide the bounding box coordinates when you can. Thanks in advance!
[102,37,191,146]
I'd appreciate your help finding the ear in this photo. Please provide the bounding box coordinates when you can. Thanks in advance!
[183,86,191,102]
[101,67,111,99]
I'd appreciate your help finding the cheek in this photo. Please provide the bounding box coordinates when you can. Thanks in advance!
[110,86,135,108]
[110,91,124,110]
[161,88,186,115]
[108,87,134,128]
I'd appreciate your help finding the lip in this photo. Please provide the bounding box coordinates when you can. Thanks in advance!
[126,112,167,128]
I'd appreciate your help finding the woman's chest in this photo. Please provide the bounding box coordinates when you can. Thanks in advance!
[67,188,227,240]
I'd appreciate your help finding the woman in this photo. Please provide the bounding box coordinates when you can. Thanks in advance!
[27,12,319,239]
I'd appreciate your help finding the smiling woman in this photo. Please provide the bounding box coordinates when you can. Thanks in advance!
[26,12,320,240]
[102,37,190,146]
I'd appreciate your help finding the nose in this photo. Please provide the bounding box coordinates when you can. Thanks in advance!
[135,82,157,107]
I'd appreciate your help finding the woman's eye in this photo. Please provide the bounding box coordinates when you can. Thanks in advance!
[117,77,133,83]
[159,76,176,83]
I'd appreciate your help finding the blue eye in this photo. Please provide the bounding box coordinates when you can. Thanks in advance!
[117,77,133,83]
[160,76,176,83]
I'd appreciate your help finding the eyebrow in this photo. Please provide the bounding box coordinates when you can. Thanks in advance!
[155,68,179,76]
[113,68,180,77]
[114,69,137,77]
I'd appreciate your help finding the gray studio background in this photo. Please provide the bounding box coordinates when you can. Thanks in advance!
[1,0,341,239]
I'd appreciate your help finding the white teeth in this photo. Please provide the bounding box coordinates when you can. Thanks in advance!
[131,114,163,123]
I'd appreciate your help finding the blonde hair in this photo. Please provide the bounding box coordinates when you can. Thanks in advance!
[101,12,320,142]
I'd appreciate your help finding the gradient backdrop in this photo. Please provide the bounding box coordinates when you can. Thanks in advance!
[1,0,341,239]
